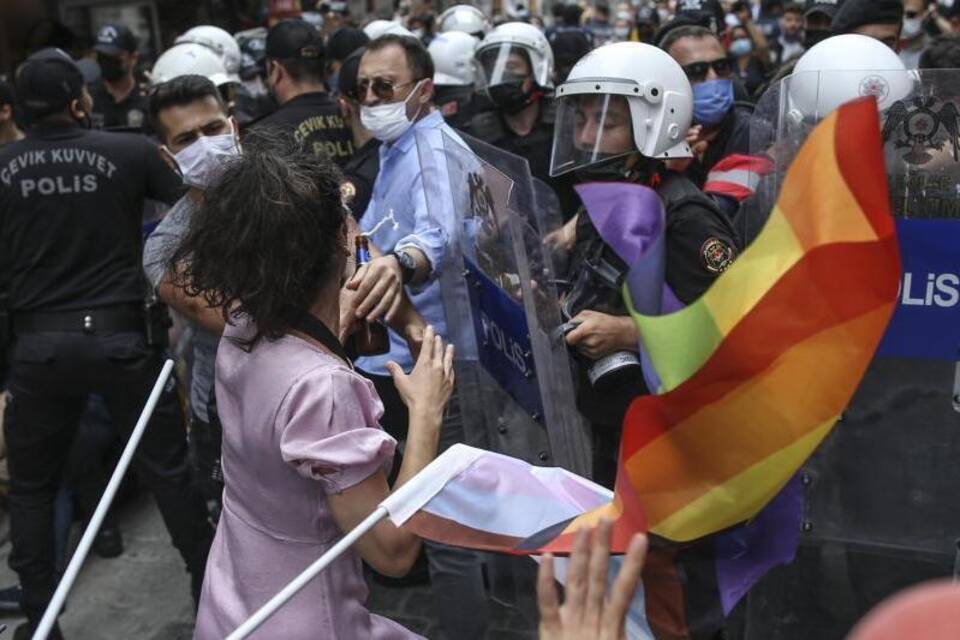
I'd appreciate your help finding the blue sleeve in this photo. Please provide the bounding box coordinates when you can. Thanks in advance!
[393,140,454,285]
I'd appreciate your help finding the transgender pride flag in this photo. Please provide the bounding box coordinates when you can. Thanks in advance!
[379,444,655,640]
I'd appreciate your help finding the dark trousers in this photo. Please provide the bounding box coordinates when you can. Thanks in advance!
[189,404,224,524]
[2,330,214,623]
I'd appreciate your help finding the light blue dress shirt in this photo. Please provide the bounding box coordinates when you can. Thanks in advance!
[356,110,468,375]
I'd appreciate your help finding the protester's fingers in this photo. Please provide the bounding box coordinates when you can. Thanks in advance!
[385,361,405,383]
[352,264,390,307]
[355,278,394,318]
[346,263,369,291]
[602,533,649,638]
[443,344,455,379]
[431,333,445,365]
[586,519,613,628]
[416,326,436,366]
[364,288,398,322]
[384,291,405,324]
[536,554,562,635]
[564,527,593,617]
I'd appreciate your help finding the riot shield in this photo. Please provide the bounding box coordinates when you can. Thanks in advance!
[735,70,960,640]
[414,126,592,477]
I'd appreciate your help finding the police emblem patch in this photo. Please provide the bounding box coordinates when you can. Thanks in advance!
[701,237,735,274]
[859,75,890,103]
[340,181,356,204]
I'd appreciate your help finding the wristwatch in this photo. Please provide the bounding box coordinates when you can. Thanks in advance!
[390,249,417,285]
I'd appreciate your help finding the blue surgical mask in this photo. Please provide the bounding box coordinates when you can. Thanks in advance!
[692,79,734,126]
[729,37,754,58]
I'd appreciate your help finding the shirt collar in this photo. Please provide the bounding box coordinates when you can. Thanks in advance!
[388,110,443,156]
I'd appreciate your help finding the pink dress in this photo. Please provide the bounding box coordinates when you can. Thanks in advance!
[194,321,422,640]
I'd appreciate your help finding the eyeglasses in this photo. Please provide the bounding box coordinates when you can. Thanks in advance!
[355,77,421,101]
[681,58,733,83]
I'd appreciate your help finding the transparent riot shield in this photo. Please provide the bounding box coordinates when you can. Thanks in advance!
[734,70,960,640]
[414,126,592,477]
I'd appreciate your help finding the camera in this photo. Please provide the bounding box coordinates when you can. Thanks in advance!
[557,239,642,389]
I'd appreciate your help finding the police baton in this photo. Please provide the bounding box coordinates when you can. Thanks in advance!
[32,360,176,640]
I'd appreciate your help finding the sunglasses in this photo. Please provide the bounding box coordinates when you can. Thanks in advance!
[355,77,421,101]
[681,58,733,83]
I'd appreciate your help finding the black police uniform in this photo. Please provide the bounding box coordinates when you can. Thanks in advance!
[89,80,150,131]
[0,123,212,623]
[341,137,381,219]
[251,91,355,167]
[564,170,739,487]
[434,85,487,131]
[463,97,581,220]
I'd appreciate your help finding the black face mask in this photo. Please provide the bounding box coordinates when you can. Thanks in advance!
[99,55,126,82]
[803,29,831,50]
[573,152,656,184]
[488,81,535,114]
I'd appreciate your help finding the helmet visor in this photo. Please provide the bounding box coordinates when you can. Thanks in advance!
[478,43,534,87]
[550,93,638,177]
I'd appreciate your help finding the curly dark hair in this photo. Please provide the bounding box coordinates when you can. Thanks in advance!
[169,129,346,346]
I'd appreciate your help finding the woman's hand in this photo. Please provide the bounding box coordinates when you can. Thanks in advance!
[537,520,648,640]
[386,325,455,422]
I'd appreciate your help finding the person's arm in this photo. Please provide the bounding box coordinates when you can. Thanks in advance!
[158,269,226,334]
[346,148,451,324]
[142,197,225,334]
[327,327,454,577]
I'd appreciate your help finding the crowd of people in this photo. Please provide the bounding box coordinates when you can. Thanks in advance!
[0,0,959,639]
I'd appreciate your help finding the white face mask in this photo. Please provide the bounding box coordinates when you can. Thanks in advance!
[360,80,425,143]
[172,125,240,189]
[902,16,923,38]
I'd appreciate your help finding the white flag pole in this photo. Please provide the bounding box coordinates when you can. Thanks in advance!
[225,444,484,640]
[225,506,389,640]
[32,359,176,640]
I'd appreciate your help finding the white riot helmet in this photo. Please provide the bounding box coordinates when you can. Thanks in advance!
[429,31,480,86]
[438,5,490,38]
[477,22,554,90]
[788,34,916,121]
[550,42,694,176]
[363,19,417,40]
[175,26,242,85]
[151,42,232,88]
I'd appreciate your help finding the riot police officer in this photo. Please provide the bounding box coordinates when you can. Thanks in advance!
[548,41,740,639]
[549,42,739,487]
[468,22,579,218]
[89,23,150,131]
[0,55,212,638]
[428,31,484,130]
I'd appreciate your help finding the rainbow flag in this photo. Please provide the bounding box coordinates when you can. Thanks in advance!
[542,96,901,549]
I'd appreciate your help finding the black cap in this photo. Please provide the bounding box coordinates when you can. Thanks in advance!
[832,0,902,33]
[93,23,138,56]
[266,19,324,60]
[654,15,710,47]
[16,56,84,117]
[805,0,843,19]
[338,48,365,100]
[0,80,14,108]
[326,27,370,63]
[675,0,726,31]
[549,30,592,67]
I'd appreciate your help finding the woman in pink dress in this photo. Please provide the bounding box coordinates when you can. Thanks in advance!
[169,134,454,639]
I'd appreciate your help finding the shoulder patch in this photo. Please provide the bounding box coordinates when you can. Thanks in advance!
[340,181,356,204]
[701,237,735,274]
